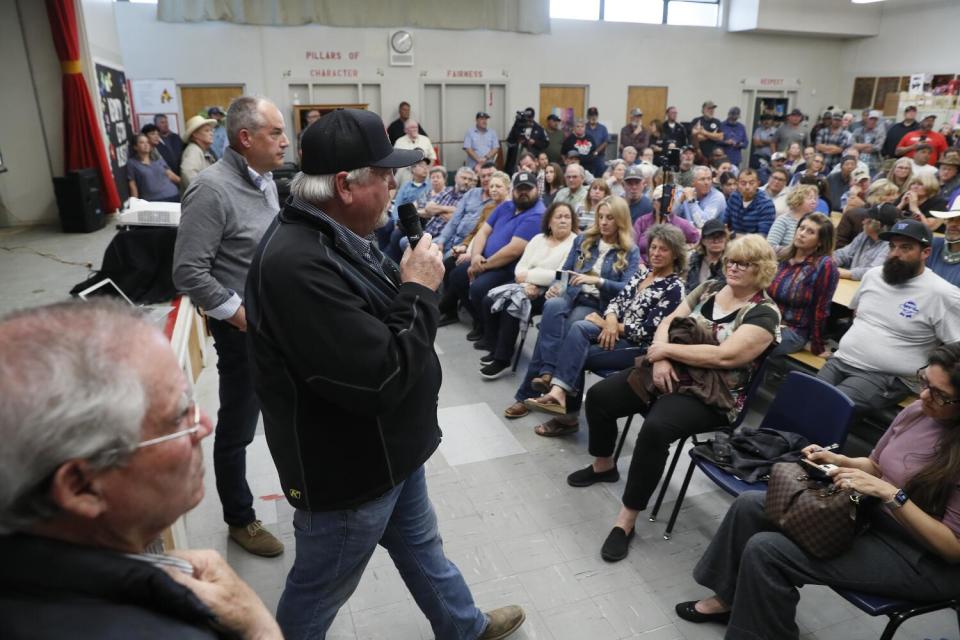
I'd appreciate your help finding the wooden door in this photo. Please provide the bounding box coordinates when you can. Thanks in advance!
[179,85,244,120]
[626,86,668,125]
[539,85,586,129]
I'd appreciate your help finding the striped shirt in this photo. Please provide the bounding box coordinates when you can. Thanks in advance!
[724,190,776,235]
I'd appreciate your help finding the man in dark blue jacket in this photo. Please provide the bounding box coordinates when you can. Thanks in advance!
[245,109,524,640]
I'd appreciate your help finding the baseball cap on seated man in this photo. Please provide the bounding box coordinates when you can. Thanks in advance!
[624,166,644,182]
[513,171,537,188]
[300,108,424,175]
[879,217,933,246]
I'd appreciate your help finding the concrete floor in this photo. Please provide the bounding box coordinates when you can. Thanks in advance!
[1,222,955,640]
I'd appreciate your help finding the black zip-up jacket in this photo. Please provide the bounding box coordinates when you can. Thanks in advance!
[245,201,442,511]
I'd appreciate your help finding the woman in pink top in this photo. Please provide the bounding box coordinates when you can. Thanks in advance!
[676,344,960,638]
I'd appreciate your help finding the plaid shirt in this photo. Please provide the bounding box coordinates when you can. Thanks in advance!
[815,127,853,170]
[423,187,466,236]
[767,255,839,354]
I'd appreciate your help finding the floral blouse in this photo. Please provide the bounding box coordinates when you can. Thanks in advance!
[605,266,685,348]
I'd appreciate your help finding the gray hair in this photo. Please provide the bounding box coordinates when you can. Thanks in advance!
[455,166,476,180]
[565,164,586,178]
[429,165,447,178]
[0,301,152,533]
[692,165,713,180]
[289,167,373,204]
[645,224,689,275]
[226,95,269,147]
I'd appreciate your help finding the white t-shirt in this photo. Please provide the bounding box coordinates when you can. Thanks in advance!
[836,267,960,380]
[911,161,938,179]
[581,240,613,296]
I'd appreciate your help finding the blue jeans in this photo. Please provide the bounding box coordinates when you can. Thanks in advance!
[513,295,599,403]
[207,318,259,527]
[448,260,516,323]
[550,320,644,412]
[768,326,807,358]
[276,466,487,640]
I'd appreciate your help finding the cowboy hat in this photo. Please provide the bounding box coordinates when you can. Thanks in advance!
[930,198,960,220]
[181,115,217,143]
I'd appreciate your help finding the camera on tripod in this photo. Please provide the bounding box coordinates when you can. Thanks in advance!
[655,147,681,171]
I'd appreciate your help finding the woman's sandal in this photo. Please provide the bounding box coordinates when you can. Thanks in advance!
[503,402,529,419]
[534,418,579,437]
[524,395,568,415]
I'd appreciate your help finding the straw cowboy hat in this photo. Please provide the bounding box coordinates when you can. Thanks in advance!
[181,115,217,143]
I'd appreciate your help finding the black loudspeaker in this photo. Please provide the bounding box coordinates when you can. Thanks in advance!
[53,168,104,233]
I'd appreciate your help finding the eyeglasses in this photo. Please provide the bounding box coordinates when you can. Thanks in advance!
[725,259,757,271]
[137,400,203,450]
[917,367,960,407]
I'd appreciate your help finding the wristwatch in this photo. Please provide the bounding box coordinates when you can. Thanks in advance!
[886,488,909,509]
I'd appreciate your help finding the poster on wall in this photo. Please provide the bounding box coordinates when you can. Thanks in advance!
[95,62,134,203]
[130,78,181,134]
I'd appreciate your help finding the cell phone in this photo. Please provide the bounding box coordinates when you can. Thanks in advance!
[800,458,837,481]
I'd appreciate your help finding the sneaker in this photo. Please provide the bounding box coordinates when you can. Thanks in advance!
[480,360,511,380]
[466,326,484,341]
[479,605,525,639]
[479,353,496,365]
[228,520,284,557]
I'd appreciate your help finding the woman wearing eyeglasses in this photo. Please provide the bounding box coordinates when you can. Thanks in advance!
[677,344,960,638]
[567,234,781,562]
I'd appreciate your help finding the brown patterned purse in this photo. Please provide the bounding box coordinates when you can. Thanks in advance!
[765,462,875,559]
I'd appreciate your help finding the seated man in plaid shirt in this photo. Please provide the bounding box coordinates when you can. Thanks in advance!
[421,166,477,237]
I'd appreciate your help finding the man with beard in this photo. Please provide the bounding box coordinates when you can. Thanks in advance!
[817,218,960,411]
[245,109,525,640]
[447,171,546,341]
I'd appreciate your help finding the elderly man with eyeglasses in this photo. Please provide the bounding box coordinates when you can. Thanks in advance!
[0,300,281,639]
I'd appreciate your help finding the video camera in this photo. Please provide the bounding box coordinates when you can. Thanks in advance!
[654,147,681,172]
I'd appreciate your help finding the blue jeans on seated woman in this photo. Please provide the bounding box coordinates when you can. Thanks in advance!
[276,466,487,640]
[768,326,807,358]
[550,319,645,413]
[513,294,600,403]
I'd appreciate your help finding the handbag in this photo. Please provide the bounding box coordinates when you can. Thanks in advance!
[765,462,874,559]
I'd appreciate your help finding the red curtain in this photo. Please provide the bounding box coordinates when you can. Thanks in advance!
[45,0,121,213]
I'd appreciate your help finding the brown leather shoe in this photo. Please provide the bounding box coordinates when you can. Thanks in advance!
[228,520,284,557]
[530,373,553,393]
[503,402,529,419]
[479,605,525,639]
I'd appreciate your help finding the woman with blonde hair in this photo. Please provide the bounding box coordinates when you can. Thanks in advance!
[898,173,948,231]
[765,184,820,254]
[504,196,640,418]
[886,157,914,195]
[569,234,781,561]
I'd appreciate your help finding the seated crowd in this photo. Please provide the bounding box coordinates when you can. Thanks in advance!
[414,98,960,634]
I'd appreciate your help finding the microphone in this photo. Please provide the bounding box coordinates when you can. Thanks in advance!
[397,202,423,249]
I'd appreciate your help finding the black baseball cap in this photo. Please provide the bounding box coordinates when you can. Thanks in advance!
[789,108,803,117]
[300,109,423,175]
[476,111,490,119]
[207,106,225,116]
[879,218,933,246]
[702,218,726,237]
[587,107,599,116]
[546,114,561,121]
[867,203,899,228]
[513,171,537,188]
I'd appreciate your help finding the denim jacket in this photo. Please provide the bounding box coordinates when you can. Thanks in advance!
[558,234,640,309]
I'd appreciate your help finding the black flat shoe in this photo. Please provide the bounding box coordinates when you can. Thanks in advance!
[675,601,731,625]
[567,465,619,487]
[600,526,634,562]
[466,327,483,341]
[437,313,460,327]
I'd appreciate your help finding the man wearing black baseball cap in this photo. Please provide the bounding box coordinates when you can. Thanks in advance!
[463,111,499,170]
[818,216,960,411]
[446,170,546,340]
[246,109,525,640]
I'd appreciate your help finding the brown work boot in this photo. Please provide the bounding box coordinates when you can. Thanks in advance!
[479,605,525,639]
[228,520,284,557]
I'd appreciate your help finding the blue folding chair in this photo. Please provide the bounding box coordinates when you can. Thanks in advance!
[660,371,856,539]
[647,357,771,525]
[832,591,960,640]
